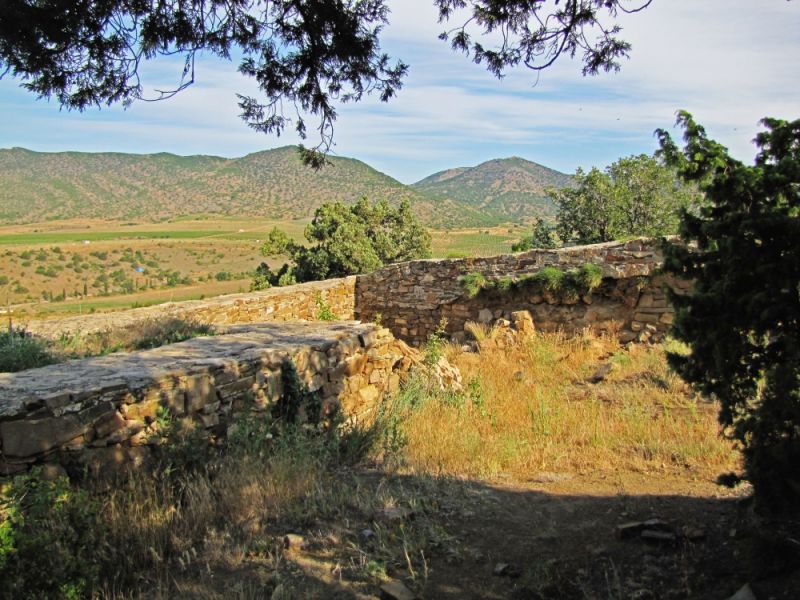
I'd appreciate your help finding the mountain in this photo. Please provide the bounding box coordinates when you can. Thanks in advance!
[0,146,487,227]
[412,157,573,222]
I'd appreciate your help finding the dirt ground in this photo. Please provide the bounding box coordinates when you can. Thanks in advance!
[174,469,799,600]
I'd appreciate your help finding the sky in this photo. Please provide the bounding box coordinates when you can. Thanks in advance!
[0,0,798,184]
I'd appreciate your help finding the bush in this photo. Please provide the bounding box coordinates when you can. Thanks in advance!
[0,470,105,599]
[256,198,431,286]
[0,329,56,372]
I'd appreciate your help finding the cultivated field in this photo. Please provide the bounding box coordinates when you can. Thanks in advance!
[0,217,521,318]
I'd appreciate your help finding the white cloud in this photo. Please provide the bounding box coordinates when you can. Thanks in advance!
[1,0,797,182]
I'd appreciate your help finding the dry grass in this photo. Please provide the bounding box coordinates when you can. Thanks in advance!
[399,329,738,480]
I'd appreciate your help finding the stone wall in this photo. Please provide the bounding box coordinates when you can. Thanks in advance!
[0,321,413,477]
[23,277,357,339]
[355,239,685,345]
[21,239,683,347]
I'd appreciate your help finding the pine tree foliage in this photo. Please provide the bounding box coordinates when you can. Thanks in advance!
[657,111,800,513]
[1,1,652,160]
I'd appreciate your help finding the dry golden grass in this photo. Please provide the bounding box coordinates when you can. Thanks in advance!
[399,329,738,480]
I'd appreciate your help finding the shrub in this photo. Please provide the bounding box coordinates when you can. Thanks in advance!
[0,329,56,372]
[0,470,105,599]
[658,112,800,513]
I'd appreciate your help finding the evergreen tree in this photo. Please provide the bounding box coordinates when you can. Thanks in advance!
[512,218,559,251]
[657,111,800,513]
[256,198,431,286]
[552,154,700,244]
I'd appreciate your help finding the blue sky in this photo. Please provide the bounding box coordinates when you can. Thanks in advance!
[1,0,798,183]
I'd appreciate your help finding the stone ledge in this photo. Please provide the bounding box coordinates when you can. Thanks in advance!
[0,321,413,473]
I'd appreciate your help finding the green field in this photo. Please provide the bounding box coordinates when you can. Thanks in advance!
[0,218,526,319]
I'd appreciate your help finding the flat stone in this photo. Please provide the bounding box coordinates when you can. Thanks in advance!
[727,583,757,600]
[380,580,416,600]
[1,415,85,457]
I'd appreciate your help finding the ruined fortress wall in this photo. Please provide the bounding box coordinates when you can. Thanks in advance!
[2,239,685,477]
[23,277,357,339]
[355,239,683,345]
[22,239,681,347]
[0,322,410,476]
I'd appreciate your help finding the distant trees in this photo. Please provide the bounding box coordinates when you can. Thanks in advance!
[552,154,701,245]
[657,112,800,514]
[253,198,431,289]
[511,218,558,251]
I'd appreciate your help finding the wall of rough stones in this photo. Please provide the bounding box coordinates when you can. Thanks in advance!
[0,322,414,477]
[355,239,684,345]
[2,239,685,478]
[23,277,357,339]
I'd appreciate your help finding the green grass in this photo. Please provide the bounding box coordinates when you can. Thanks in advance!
[430,231,516,257]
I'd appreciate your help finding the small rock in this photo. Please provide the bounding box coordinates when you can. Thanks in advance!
[727,583,757,600]
[40,463,68,481]
[617,521,646,539]
[375,506,413,524]
[532,471,573,483]
[380,580,416,600]
[681,525,706,541]
[642,518,672,532]
[283,533,306,550]
[640,530,677,544]
[588,363,613,384]
[493,563,521,578]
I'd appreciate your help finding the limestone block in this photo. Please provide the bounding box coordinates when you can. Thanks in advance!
[123,398,161,423]
[185,374,217,414]
[633,312,660,324]
[1,415,85,457]
[94,411,127,438]
[357,385,380,405]
[160,387,187,416]
[344,353,369,376]
[216,377,254,399]
[478,308,493,323]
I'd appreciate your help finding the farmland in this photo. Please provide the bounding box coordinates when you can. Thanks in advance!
[0,217,522,319]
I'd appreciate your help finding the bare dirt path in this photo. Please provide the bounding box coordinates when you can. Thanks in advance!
[188,469,798,600]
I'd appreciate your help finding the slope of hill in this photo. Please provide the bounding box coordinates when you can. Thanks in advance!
[412,157,573,222]
[0,146,487,227]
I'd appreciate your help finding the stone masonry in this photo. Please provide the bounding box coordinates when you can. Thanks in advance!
[2,239,687,477]
[355,239,687,345]
[0,321,415,476]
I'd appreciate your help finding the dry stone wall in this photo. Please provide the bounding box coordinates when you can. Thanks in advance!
[23,277,357,339]
[20,239,684,348]
[355,239,685,345]
[1,239,687,478]
[0,321,413,477]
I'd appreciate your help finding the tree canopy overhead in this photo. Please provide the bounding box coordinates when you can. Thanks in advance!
[0,0,653,164]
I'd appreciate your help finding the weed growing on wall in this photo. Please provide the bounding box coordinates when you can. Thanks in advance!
[314,293,338,321]
[459,263,603,301]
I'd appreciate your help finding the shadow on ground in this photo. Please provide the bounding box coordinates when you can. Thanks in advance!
[172,470,800,600]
